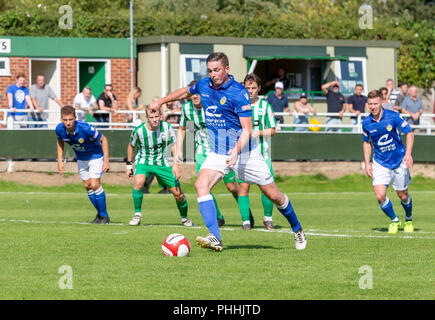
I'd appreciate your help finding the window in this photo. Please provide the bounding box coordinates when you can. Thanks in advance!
[180,54,208,87]
[335,58,367,95]
[0,57,10,76]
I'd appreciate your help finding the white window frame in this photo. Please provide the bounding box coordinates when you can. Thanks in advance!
[179,54,208,88]
[334,57,367,96]
[76,58,111,95]
[0,57,10,76]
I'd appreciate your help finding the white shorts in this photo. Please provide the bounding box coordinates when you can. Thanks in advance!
[77,157,104,181]
[372,160,411,191]
[201,148,274,186]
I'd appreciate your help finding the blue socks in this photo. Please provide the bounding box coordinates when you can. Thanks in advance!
[87,190,98,211]
[379,197,398,221]
[276,195,302,232]
[94,187,109,218]
[401,196,413,221]
[198,194,221,240]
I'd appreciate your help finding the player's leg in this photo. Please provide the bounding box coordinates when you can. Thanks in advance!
[195,163,225,251]
[154,165,193,226]
[392,163,413,232]
[196,153,225,225]
[224,173,255,227]
[87,157,109,224]
[82,179,100,223]
[237,182,252,230]
[262,158,275,230]
[129,172,146,226]
[372,161,400,233]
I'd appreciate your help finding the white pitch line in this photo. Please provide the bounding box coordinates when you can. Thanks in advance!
[0,218,433,240]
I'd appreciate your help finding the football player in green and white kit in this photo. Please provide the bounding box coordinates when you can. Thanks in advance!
[238,73,277,230]
[126,105,195,227]
[176,80,254,227]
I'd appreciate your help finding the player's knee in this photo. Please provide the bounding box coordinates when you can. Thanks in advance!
[90,181,101,191]
[174,192,185,202]
[83,180,92,190]
[195,179,208,193]
[376,194,387,203]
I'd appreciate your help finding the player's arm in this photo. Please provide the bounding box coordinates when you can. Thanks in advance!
[227,115,253,167]
[175,125,186,163]
[126,142,135,179]
[56,139,65,176]
[403,131,414,168]
[149,87,192,111]
[363,141,373,178]
[99,134,109,173]
[171,143,181,180]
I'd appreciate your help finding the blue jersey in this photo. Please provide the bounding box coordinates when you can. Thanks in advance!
[189,75,253,155]
[362,108,412,169]
[6,84,29,116]
[55,121,104,161]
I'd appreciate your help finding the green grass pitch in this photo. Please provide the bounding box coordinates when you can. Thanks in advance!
[0,174,433,300]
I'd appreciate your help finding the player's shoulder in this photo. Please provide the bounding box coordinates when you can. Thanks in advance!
[383,108,401,120]
[55,122,65,134]
[362,114,373,127]
[132,121,146,133]
[161,120,172,129]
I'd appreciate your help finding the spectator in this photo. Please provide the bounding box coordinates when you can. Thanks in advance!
[321,80,345,132]
[394,81,409,112]
[401,85,423,126]
[161,100,182,125]
[380,87,395,111]
[96,84,118,128]
[29,74,63,128]
[347,84,368,132]
[6,73,34,129]
[265,66,290,91]
[386,78,400,106]
[266,81,289,125]
[126,86,145,126]
[293,93,316,132]
[73,87,98,122]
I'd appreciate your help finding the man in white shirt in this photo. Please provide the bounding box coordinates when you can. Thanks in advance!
[73,87,98,121]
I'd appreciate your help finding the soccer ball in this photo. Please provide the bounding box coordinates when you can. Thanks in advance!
[162,233,190,257]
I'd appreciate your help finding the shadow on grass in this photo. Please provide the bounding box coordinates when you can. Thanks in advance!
[224,244,280,250]
[372,227,421,233]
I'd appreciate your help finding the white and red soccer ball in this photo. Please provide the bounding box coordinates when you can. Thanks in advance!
[162,233,190,257]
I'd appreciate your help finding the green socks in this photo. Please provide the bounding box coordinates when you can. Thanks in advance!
[261,193,274,218]
[211,193,224,220]
[176,199,188,219]
[238,195,251,223]
[132,188,143,213]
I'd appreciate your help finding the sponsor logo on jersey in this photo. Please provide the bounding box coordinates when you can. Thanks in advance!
[386,124,393,132]
[205,105,222,118]
[377,133,393,146]
[242,105,251,111]
[220,96,227,105]
[401,121,408,128]
[78,138,84,144]
[14,90,25,103]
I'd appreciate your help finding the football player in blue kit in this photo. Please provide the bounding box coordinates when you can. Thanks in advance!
[362,90,415,234]
[56,106,110,224]
[150,52,307,251]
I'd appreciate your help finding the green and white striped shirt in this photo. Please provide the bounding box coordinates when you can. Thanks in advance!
[252,98,277,160]
[179,101,210,157]
[130,121,176,167]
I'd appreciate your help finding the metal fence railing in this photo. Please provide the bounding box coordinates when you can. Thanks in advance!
[1,108,435,135]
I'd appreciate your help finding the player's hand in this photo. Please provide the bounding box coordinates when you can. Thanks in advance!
[37,107,44,114]
[102,161,109,173]
[251,131,260,139]
[226,148,239,168]
[338,111,344,118]
[58,162,64,176]
[174,151,184,164]
[126,169,134,179]
[403,154,413,169]
[365,163,373,178]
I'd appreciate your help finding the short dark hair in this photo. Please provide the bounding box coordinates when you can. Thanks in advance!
[61,105,76,117]
[379,87,388,94]
[400,81,409,87]
[206,52,229,67]
[243,73,261,88]
[368,90,383,100]
[104,84,113,89]
[355,83,363,88]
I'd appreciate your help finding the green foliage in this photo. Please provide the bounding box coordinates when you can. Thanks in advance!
[0,0,433,87]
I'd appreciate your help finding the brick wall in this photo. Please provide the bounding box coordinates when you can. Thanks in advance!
[60,58,77,106]
[110,58,136,124]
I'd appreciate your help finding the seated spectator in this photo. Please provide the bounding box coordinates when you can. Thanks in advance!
[380,87,395,111]
[73,86,98,122]
[6,73,34,129]
[347,84,368,132]
[321,80,345,132]
[96,84,118,128]
[401,85,423,126]
[126,87,145,126]
[394,81,409,112]
[265,66,290,91]
[29,74,63,128]
[266,81,289,124]
[293,93,316,132]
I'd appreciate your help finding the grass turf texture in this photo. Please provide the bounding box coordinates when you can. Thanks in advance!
[0,174,433,300]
